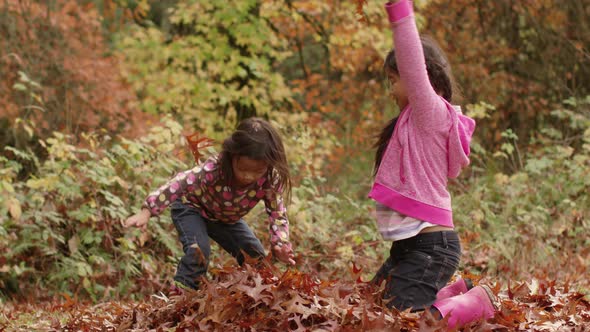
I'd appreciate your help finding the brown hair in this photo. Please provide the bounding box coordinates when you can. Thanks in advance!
[220,117,291,202]
[374,36,458,175]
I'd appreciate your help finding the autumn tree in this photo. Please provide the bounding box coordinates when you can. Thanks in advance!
[114,0,294,135]
[423,0,590,144]
[0,0,143,155]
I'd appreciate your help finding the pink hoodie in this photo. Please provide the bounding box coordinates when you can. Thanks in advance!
[368,0,476,227]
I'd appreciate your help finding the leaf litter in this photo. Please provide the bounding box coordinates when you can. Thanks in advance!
[25,256,585,331]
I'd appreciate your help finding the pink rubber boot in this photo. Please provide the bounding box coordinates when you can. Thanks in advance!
[436,278,473,301]
[432,285,496,329]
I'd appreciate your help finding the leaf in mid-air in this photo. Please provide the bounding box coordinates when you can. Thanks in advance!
[355,0,368,22]
[184,132,215,162]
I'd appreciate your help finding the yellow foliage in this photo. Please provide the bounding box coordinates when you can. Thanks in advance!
[26,176,59,191]
[7,197,21,221]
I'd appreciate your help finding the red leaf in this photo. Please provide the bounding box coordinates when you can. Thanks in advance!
[235,273,273,304]
[184,132,215,162]
[354,0,368,22]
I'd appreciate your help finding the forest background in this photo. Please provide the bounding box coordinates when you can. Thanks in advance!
[0,0,589,330]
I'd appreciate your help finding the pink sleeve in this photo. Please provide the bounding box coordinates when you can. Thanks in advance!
[142,166,202,216]
[385,1,448,129]
[263,172,291,249]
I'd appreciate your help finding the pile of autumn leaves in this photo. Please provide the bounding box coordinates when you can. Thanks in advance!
[56,257,590,331]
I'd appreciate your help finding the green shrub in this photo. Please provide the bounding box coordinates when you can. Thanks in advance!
[453,96,590,284]
[0,117,186,300]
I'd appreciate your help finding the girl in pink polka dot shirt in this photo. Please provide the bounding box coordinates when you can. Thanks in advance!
[125,117,295,290]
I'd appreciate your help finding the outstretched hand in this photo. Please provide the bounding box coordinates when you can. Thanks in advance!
[124,208,151,231]
[272,244,296,266]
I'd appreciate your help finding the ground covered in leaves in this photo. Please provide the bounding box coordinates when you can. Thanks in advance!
[2,258,589,331]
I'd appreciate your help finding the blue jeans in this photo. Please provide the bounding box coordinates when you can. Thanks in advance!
[371,231,461,311]
[171,201,266,289]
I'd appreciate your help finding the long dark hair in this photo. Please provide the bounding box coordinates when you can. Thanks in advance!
[220,117,291,202]
[373,36,457,175]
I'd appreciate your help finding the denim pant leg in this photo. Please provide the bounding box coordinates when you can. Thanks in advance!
[207,219,266,265]
[382,231,461,311]
[371,255,395,286]
[171,201,211,290]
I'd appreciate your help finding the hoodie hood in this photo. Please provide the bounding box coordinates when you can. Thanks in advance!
[446,102,476,178]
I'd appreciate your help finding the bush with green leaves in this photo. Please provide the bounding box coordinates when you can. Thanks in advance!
[0,117,189,300]
[452,96,590,284]
[114,0,293,132]
[0,113,344,301]
[3,91,589,301]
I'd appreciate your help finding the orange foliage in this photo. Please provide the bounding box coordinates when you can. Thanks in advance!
[0,0,152,148]
[283,0,589,171]
[272,1,390,179]
[422,0,589,143]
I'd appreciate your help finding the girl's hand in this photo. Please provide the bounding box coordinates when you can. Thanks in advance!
[124,208,151,231]
[272,244,296,266]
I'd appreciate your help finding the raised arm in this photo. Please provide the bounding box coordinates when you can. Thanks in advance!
[385,0,448,129]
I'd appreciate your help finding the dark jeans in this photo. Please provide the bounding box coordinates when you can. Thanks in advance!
[371,231,461,311]
[171,201,266,289]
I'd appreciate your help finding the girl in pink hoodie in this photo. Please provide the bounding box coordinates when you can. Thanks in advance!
[369,0,496,328]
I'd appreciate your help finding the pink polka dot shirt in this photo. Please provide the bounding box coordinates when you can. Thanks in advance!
[143,155,290,247]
